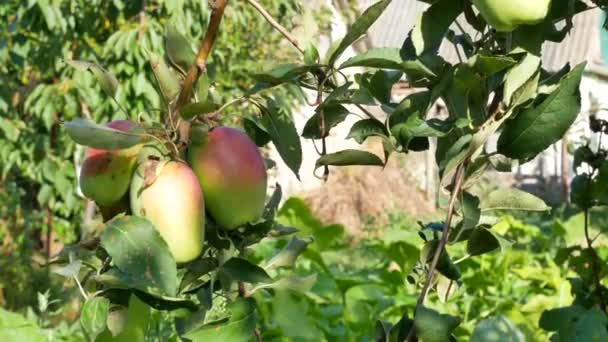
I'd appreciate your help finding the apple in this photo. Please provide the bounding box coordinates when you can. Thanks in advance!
[187,126,267,229]
[130,159,205,263]
[79,120,142,206]
[472,0,552,32]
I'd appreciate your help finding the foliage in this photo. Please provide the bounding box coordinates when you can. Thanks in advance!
[0,0,325,310]
[1,0,608,340]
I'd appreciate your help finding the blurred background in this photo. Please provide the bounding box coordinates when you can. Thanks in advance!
[1,0,608,340]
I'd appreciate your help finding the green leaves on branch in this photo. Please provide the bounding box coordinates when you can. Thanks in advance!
[404,0,464,56]
[326,0,391,66]
[420,240,460,281]
[340,48,404,70]
[64,119,145,150]
[347,118,389,144]
[258,100,302,179]
[66,60,118,99]
[264,236,313,270]
[183,298,257,341]
[503,52,541,108]
[253,63,320,85]
[498,63,585,160]
[220,258,271,284]
[315,149,384,171]
[302,104,349,139]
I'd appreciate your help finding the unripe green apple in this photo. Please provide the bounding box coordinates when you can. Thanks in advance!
[130,159,204,263]
[79,120,142,206]
[472,0,551,32]
[187,126,267,229]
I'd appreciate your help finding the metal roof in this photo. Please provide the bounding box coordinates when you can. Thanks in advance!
[357,0,603,71]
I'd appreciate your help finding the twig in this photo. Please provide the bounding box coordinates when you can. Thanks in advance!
[254,327,263,342]
[74,276,89,300]
[584,194,607,310]
[173,0,229,143]
[238,281,247,297]
[316,77,330,181]
[245,0,305,54]
[405,163,466,342]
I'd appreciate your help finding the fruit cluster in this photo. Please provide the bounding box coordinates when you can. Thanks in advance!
[79,121,267,263]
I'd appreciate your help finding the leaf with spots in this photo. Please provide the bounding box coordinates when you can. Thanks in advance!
[80,297,110,341]
[100,216,178,296]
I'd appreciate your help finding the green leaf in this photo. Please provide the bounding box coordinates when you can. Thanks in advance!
[265,236,313,270]
[134,290,198,312]
[315,150,384,170]
[366,70,403,103]
[347,118,388,144]
[414,306,460,342]
[80,297,110,341]
[64,119,144,150]
[149,52,181,102]
[459,191,481,232]
[220,258,271,284]
[179,257,219,292]
[540,306,608,341]
[263,183,282,221]
[503,51,541,108]
[253,63,318,85]
[0,117,21,141]
[0,308,45,342]
[66,60,118,99]
[471,315,525,342]
[442,113,512,182]
[259,101,302,179]
[180,101,219,120]
[165,23,195,74]
[250,274,317,294]
[303,43,320,65]
[406,0,464,56]
[340,47,403,70]
[327,0,391,66]
[97,294,151,341]
[302,104,349,139]
[570,175,592,209]
[184,298,256,341]
[420,241,461,281]
[480,188,550,212]
[466,228,500,256]
[242,116,271,147]
[99,216,178,296]
[498,63,585,160]
[469,54,519,75]
[51,259,82,278]
[383,242,420,274]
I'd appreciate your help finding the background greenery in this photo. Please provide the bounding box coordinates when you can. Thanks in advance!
[2,0,608,341]
[0,0,319,311]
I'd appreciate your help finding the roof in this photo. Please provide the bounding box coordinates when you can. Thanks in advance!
[357,0,603,71]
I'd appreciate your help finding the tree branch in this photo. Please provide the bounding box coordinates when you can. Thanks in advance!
[405,163,466,342]
[173,0,229,143]
[245,0,305,54]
